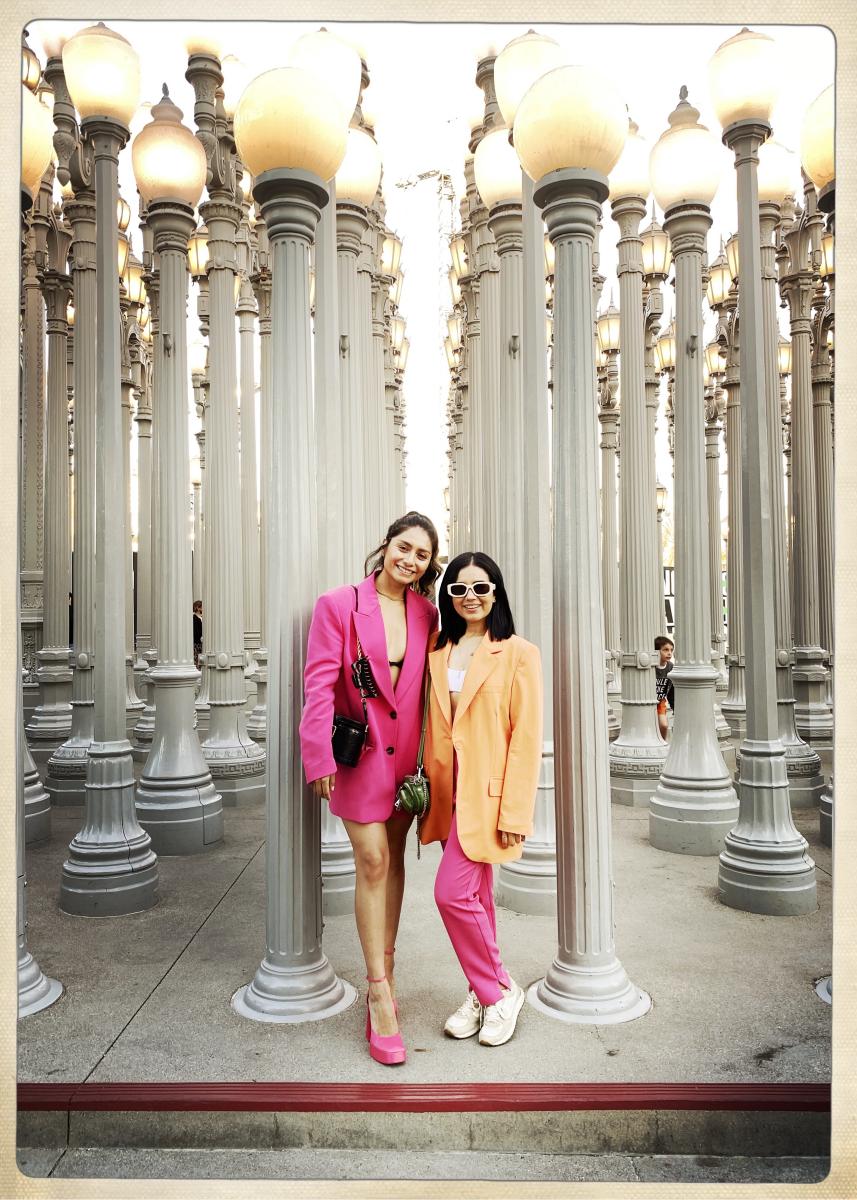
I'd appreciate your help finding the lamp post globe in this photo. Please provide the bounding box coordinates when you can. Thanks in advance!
[285,28,362,129]
[494,28,565,130]
[131,84,207,206]
[335,125,382,206]
[708,26,779,129]
[61,22,140,127]
[21,83,55,207]
[800,84,834,212]
[473,125,523,208]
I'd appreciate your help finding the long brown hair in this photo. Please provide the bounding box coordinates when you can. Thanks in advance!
[364,512,442,600]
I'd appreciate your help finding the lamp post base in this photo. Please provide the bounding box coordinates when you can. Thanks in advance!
[24,751,51,845]
[60,741,159,916]
[18,952,63,1019]
[232,961,356,1025]
[819,777,833,846]
[718,739,817,916]
[528,961,651,1026]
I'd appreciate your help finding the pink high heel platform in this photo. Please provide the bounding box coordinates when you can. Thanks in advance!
[366,974,405,1066]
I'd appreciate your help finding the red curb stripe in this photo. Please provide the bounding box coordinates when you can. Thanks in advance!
[18,1082,831,1114]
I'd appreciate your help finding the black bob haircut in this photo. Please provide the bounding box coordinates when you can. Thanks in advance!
[436,551,516,648]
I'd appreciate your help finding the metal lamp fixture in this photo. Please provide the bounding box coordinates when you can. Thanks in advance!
[596,297,621,354]
[757,139,798,205]
[640,208,671,280]
[187,223,209,279]
[396,336,410,372]
[220,55,251,119]
[390,313,406,353]
[446,313,462,351]
[656,481,667,514]
[777,333,792,376]
[123,252,146,307]
[447,268,460,308]
[117,231,130,280]
[494,29,565,130]
[705,339,727,378]
[706,240,732,309]
[116,194,131,232]
[819,230,834,279]
[381,232,403,277]
[543,230,555,278]
[22,30,41,92]
[725,231,740,283]
[656,319,676,371]
[335,125,382,206]
[449,234,468,280]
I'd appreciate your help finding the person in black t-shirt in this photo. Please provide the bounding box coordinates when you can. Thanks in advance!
[654,635,674,741]
[193,600,203,669]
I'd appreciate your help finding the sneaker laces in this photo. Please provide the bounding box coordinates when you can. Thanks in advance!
[454,990,481,1019]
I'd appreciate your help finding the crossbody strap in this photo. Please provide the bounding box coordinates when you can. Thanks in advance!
[415,670,430,770]
[351,585,368,724]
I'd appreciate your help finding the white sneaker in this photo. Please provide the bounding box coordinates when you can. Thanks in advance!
[443,989,482,1039]
[478,980,524,1046]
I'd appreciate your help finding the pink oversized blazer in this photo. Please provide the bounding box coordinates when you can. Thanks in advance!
[420,633,543,864]
[299,573,438,824]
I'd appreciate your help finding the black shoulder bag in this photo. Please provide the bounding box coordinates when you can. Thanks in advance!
[331,586,380,767]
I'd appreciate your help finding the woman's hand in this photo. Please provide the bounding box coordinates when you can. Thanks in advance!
[499,829,525,849]
[311,774,336,799]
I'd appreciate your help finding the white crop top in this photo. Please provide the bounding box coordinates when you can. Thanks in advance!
[447,667,467,693]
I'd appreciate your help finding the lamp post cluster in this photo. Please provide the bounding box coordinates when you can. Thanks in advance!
[18,21,834,1027]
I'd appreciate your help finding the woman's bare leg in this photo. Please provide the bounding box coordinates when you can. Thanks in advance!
[342,818,398,1036]
[383,811,414,998]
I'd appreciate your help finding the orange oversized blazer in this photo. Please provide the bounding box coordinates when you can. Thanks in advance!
[419,633,543,864]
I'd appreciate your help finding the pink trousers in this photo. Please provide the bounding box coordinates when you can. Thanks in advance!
[434,810,511,1006]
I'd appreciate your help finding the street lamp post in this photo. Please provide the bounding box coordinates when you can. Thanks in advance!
[608,121,668,806]
[131,85,224,855]
[641,209,671,638]
[514,63,650,1023]
[58,22,159,915]
[186,43,266,806]
[231,65,355,1022]
[648,86,738,856]
[709,27,816,913]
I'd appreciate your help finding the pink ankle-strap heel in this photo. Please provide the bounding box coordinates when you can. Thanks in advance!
[365,975,405,1066]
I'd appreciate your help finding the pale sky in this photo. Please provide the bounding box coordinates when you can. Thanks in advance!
[29,20,836,555]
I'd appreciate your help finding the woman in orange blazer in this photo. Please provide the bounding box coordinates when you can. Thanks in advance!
[421,551,542,1048]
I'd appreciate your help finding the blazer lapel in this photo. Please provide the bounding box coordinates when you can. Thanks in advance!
[352,575,396,709]
[393,592,433,704]
[452,636,504,727]
[428,642,452,729]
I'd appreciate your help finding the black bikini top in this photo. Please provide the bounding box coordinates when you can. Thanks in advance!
[388,659,404,669]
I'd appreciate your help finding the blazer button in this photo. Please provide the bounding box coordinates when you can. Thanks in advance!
[390,710,397,719]
[386,746,394,755]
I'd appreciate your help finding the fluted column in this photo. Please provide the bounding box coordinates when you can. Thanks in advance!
[716,120,815,916]
[811,275,834,725]
[238,277,261,673]
[649,196,738,856]
[20,218,47,725]
[496,174,556,914]
[367,219,389,541]
[45,65,97,804]
[233,169,355,1024]
[120,309,145,737]
[757,203,823,806]
[131,339,152,680]
[598,350,622,737]
[778,194,832,756]
[132,262,160,763]
[135,192,224,855]
[188,50,266,806]
[192,287,211,737]
[720,293,746,738]
[247,240,271,744]
[60,117,159,916]
[704,384,732,743]
[609,195,666,805]
[528,168,649,1026]
[27,221,74,764]
[313,181,343,592]
[487,201,525,620]
[460,153,484,551]
[643,282,665,637]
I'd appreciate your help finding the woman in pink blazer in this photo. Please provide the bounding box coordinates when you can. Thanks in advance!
[300,512,440,1066]
[421,551,542,1049]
